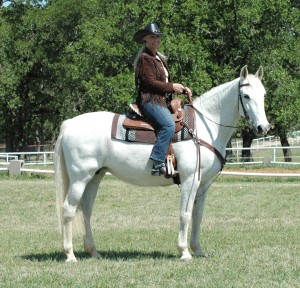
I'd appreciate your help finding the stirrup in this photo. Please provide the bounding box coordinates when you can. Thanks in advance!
[164,156,178,178]
[151,163,166,176]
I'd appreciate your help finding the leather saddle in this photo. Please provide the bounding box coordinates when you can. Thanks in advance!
[121,97,190,183]
[123,97,185,133]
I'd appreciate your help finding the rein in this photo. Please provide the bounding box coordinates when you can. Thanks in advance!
[194,110,238,129]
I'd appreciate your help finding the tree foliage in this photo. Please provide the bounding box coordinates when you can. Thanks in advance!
[0,0,299,151]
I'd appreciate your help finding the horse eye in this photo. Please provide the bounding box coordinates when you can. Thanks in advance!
[244,94,250,99]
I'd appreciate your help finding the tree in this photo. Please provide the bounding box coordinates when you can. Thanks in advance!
[198,0,299,161]
[0,2,48,151]
[0,0,299,154]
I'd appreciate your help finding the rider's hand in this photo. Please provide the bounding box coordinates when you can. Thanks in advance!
[172,83,193,105]
[172,83,186,94]
[173,83,193,97]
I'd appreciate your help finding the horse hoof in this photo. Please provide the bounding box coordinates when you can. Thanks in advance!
[180,253,193,262]
[194,251,207,258]
[66,256,78,263]
[91,251,101,259]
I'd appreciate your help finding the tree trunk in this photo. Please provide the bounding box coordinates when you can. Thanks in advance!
[279,133,292,162]
[226,140,233,162]
[241,128,256,162]
[5,132,14,152]
[4,108,28,153]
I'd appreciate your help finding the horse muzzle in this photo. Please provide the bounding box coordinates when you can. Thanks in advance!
[254,123,270,135]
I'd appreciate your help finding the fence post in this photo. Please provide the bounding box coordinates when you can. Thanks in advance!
[9,160,24,176]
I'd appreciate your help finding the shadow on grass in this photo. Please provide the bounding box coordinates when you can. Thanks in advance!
[22,250,177,262]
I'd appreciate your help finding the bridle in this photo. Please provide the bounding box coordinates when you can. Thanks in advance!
[238,82,251,121]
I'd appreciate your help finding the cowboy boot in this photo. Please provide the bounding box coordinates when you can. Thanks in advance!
[151,161,167,176]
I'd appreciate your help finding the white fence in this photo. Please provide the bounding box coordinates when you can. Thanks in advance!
[226,146,300,165]
[1,146,300,167]
[228,135,300,164]
[231,135,300,150]
[0,152,54,166]
[1,141,300,177]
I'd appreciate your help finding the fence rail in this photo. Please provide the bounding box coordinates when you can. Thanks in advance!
[2,146,300,166]
[1,146,300,177]
[226,146,300,165]
[231,135,300,149]
[0,152,54,166]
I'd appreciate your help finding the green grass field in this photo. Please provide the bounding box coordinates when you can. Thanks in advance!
[0,175,299,288]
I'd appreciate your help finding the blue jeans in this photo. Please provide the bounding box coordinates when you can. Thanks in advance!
[141,98,175,163]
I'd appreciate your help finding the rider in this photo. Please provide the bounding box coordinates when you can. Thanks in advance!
[133,22,192,176]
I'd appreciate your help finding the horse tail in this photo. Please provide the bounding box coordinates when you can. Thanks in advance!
[54,120,70,233]
[54,120,84,235]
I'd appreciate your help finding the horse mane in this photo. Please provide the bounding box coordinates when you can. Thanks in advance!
[195,74,263,108]
[194,78,238,106]
[192,78,239,122]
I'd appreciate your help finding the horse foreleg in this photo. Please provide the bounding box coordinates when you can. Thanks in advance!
[81,171,105,259]
[190,185,209,257]
[178,179,200,261]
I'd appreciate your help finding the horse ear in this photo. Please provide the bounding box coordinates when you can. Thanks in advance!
[255,66,264,80]
[240,65,248,80]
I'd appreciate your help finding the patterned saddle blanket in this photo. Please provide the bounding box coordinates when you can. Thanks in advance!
[111,105,195,144]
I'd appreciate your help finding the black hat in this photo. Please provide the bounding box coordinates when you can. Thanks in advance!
[133,22,163,44]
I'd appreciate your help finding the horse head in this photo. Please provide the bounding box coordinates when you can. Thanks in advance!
[239,65,270,135]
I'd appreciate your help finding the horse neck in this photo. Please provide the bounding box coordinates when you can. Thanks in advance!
[194,78,240,145]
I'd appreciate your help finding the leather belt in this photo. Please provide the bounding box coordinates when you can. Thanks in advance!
[142,93,168,105]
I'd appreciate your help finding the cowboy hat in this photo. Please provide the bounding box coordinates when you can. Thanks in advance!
[133,22,163,44]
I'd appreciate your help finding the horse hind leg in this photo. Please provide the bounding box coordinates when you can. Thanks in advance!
[81,170,106,259]
[63,179,89,262]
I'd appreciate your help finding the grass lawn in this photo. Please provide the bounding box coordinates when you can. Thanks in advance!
[0,175,299,287]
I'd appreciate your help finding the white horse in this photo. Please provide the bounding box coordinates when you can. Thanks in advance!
[55,66,270,262]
